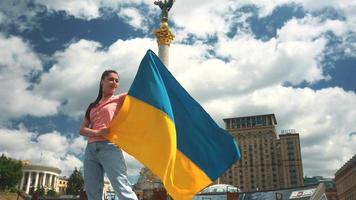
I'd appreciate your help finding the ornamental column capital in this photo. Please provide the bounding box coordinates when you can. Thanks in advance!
[154,22,175,46]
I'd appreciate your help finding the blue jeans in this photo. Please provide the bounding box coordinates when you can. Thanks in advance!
[84,141,138,200]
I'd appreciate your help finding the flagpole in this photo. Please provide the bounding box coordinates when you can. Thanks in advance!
[154,0,175,67]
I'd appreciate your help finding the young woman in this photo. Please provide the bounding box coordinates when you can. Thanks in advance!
[80,70,138,200]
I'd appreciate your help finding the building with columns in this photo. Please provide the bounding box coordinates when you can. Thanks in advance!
[18,161,61,194]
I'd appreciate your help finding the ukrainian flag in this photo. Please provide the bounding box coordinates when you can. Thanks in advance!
[107,50,241,200]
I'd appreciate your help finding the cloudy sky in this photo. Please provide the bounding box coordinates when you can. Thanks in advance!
[0,0,355,183]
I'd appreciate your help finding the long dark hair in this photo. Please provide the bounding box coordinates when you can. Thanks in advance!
[85,70,119,122]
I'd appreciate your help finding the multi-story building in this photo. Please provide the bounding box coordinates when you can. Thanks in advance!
[220,114,304,192]
[279,133,304,187]
[335,154,356,200]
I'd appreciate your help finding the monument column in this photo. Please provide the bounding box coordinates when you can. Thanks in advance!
[134,1,176,193]
[154,0,175,67]
[154,22,174,67]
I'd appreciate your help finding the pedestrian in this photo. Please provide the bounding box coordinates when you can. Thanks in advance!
[80,70,138,200]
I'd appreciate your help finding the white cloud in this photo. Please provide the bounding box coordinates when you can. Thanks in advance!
[167,34,327,104]
[170,0,230,37]
[33,0,153,20]
[0,1,41,31]
[117,7,148,31]
[34,0,101,19]
[0,127,85,176]
[277,16,348,42]
[202,86,356,177]
[0,126,143,177]
[37,132,69,154]
[33,38,157,117]
[1,0,355,180]
[0,34,59,122]
[0,11,7,24]
[69,136,87,156]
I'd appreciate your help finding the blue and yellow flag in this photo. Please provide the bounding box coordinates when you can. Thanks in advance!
[107,50,241,200]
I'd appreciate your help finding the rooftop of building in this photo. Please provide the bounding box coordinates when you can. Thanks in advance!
[335,154,356,178]
[304,176,336,189]
[22,163,61,174]
[223,114,277,124]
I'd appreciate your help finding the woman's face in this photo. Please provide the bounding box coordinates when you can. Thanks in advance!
[101,72,119,96]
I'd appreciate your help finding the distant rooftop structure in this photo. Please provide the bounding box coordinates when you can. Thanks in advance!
[200,184,238,194]
[239,183,326,200]
[193,184,239,200]
[304,176,336,189]
[224,113,277,130]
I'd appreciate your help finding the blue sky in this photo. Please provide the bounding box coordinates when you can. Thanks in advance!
[0,0,355,182]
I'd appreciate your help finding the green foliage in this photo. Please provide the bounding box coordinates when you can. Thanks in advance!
[66,168,84,195]
[46,188,58,197]
[9,187,18,193]
[36,186,45,196]
[0,154,23,191]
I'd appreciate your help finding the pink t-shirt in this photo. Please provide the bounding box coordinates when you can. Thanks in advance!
[88,93,126,143]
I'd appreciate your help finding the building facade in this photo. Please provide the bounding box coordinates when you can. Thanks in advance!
[18,162,61,194]
[57,176,68,195]
[220,114,304,192]
[279,133,304,187]
[335,154,356,200]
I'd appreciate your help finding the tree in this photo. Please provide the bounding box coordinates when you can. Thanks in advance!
[66,168,84,195]
[35,186,45,196]
[46,188,58,197]
[0,154,22,191]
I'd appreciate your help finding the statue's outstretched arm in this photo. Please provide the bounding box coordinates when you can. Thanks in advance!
[167,0,175,11]
[154,1,164,9]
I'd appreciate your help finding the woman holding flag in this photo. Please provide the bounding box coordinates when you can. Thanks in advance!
[80,70,138,200]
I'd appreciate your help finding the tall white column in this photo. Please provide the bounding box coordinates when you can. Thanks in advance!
[42,173,47,187]
[53,176,58,192]
[158,45,169,67]
[34,172,39,190]
[19,171,25,190]
[48,174,53,189]
[26,172,31,194]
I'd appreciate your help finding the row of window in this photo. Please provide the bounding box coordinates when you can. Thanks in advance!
[344,191,356,200]
[226,116,274,129]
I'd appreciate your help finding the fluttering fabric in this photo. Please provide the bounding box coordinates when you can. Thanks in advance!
[107,50,241,200]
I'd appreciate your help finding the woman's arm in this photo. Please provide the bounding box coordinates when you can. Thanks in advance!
[79,118,109,137]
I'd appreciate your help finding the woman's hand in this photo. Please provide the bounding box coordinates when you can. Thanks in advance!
[80,118,111,137]
[96,128,110,136]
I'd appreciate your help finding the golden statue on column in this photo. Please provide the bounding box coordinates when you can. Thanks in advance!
[154,0,175,67]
